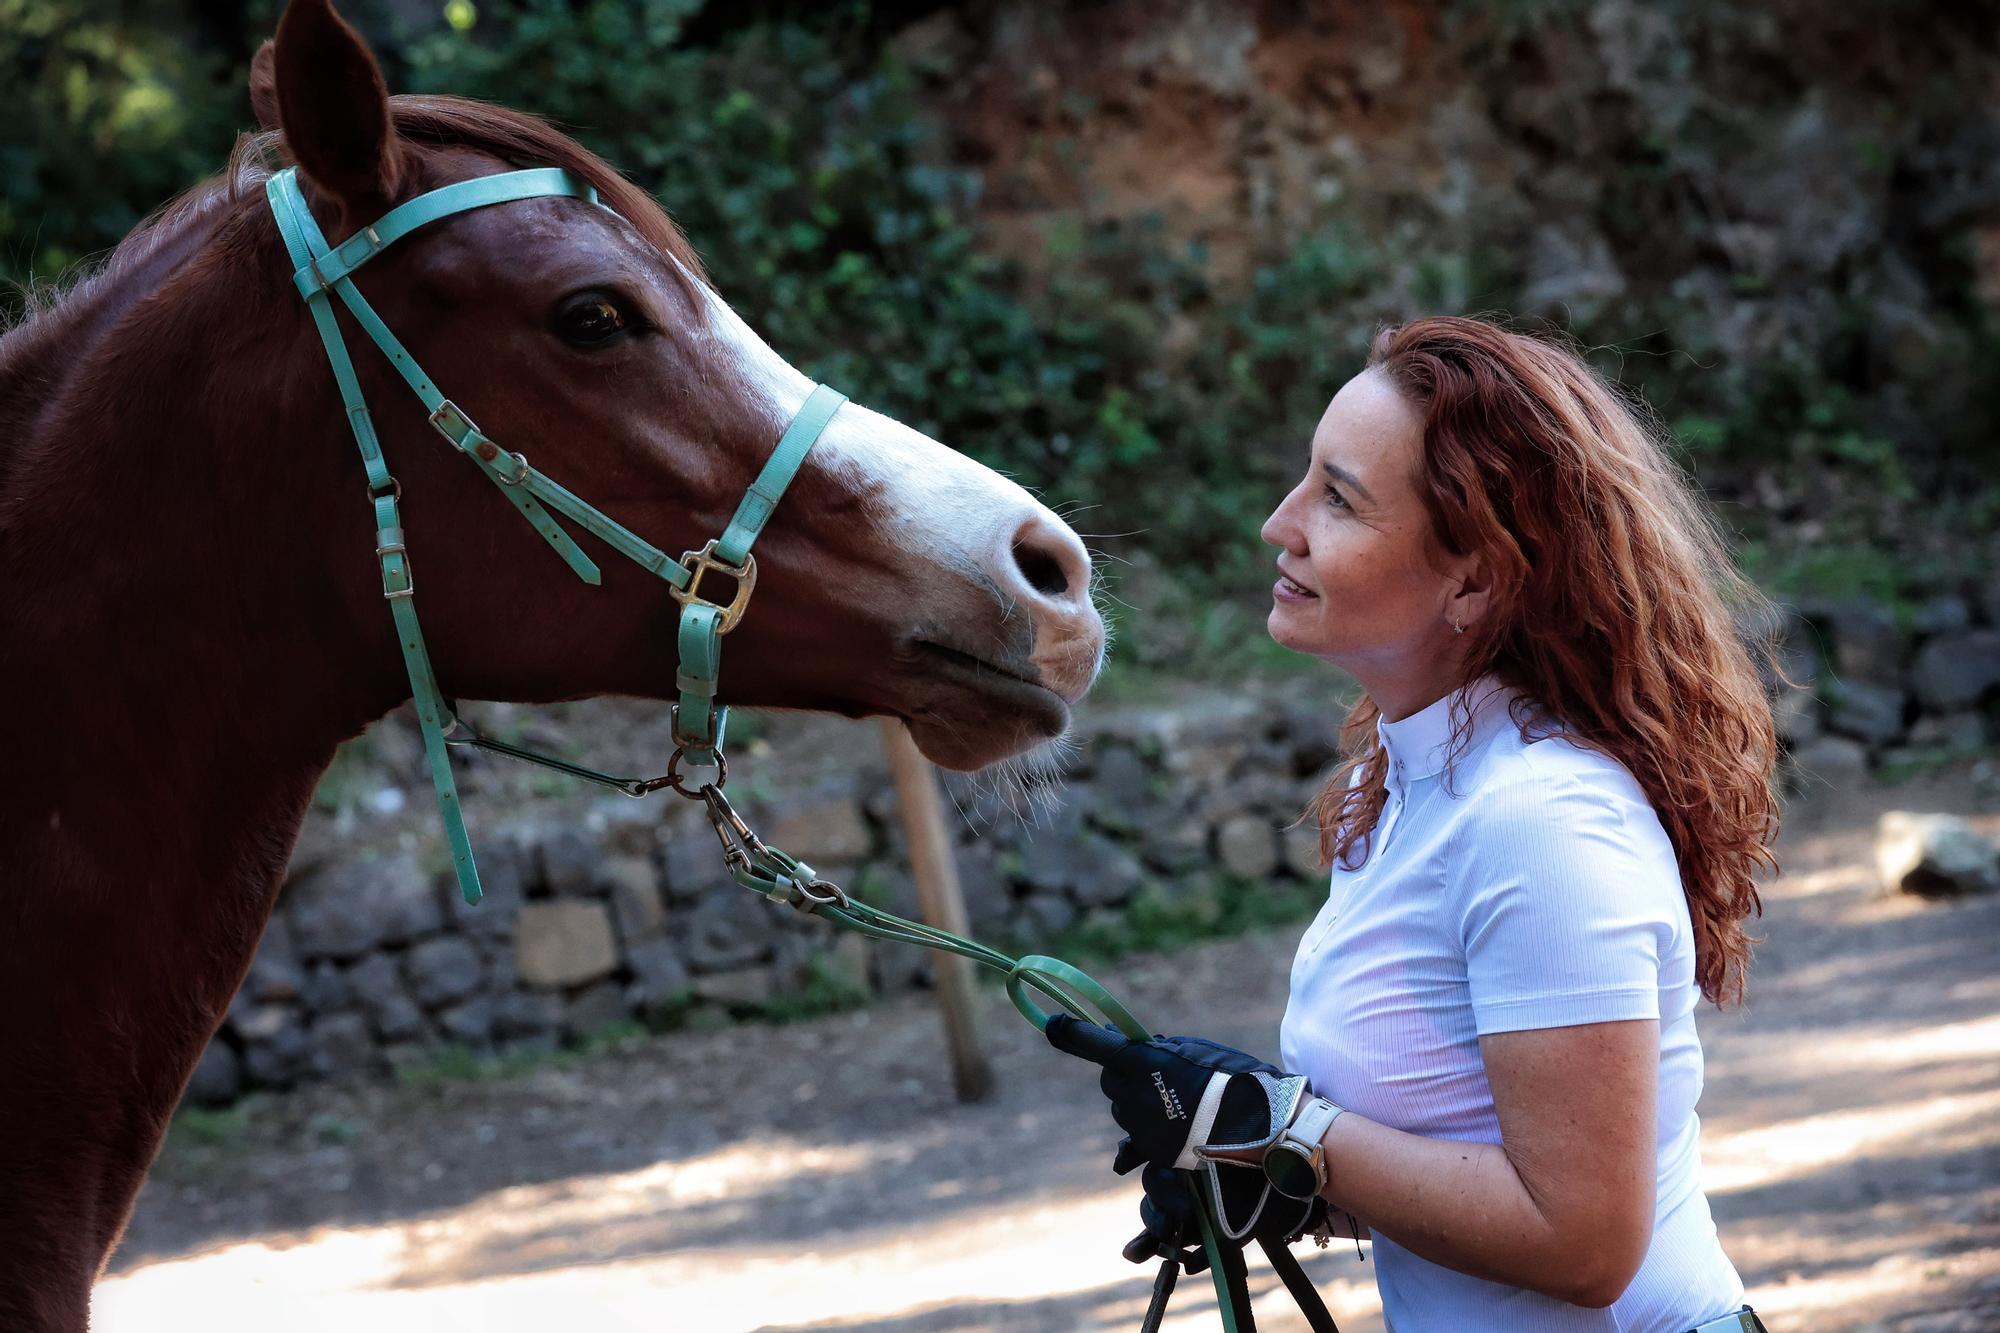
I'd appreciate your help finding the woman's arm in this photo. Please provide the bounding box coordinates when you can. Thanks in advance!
[1314,1017,1657,1307]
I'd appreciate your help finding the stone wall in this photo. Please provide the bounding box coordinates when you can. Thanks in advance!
[187,591,2000,1106]
[184,696,1345,1105]
[1775,586,2000,782]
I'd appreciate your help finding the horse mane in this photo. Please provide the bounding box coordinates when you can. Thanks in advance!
[0,94,704,485]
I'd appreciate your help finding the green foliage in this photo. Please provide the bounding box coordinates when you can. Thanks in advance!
[9,0,1995,656]
[0,1,269,317]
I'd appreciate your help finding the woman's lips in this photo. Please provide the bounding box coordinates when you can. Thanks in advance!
[1274,572,1318,602]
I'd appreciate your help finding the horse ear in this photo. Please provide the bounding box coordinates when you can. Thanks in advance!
[268,0,404,217]
[249,41,280,131]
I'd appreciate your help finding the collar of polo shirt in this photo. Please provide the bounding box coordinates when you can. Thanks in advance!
[1376,674,1519,784]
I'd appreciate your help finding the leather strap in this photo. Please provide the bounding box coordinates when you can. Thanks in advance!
[291,167,597,297]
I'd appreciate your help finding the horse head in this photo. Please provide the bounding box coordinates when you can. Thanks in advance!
[253,0,1104,772]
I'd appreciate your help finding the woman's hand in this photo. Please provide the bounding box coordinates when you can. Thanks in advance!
[1043,1016,1305,1173]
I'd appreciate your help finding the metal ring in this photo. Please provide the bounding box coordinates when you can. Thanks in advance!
[366,476,403,502]
[498,450,530,485]
[664,746,727,798]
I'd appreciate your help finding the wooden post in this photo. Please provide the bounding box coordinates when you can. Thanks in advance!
[880,719,994,1103]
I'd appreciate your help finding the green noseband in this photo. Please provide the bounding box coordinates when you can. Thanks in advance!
[266,165,846,906]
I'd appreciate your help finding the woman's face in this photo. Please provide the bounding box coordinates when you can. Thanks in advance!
[1260,367,1479,719]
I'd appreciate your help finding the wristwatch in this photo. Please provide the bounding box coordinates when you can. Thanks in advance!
[1262,1094,1345,1200]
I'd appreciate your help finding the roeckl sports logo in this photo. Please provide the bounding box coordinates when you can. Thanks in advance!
[1152,1071,1186,1120]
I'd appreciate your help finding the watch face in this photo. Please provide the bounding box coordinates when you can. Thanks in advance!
[1265,1147,1319,1200]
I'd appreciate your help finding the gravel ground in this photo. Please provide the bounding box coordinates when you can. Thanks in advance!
[101,768,2000,1332]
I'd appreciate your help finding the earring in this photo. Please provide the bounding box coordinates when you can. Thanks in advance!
[1451,618,1465,635]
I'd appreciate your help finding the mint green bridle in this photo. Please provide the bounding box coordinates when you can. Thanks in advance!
[266,165,846,907]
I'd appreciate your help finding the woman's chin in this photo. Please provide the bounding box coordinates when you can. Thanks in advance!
[1265,607,1323,657]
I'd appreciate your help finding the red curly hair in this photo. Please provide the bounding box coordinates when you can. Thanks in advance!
[1313,316,1781,1006]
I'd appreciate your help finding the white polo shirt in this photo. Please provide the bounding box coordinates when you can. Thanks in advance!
[1279,676,1745,1331]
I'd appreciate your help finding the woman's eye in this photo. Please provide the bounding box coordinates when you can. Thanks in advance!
[555,295,633,346]
[1323,483,1350,511]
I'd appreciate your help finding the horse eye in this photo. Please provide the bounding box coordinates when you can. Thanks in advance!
[555,294,633,346]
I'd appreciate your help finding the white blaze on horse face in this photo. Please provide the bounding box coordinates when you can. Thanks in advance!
[684,266,1103,697]
[685,269,1040,550]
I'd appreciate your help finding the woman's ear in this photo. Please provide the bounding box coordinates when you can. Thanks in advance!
[260,0,404,222]
[1446,551,1494,633]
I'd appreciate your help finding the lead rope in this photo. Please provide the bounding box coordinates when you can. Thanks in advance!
[661,765,1344,1333]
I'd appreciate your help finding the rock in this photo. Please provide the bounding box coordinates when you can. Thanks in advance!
[818,934,872,998]
[660,819,725,903]
[1909,712,1988,754]
[1016,892,1078,940]
[288,853,444,959]
[953,844,1014,936]
[1520,222,1628,323]
[1876,812,1999,898]
[1088,746,1154,831]
[345,955,424,1041]
[588,789,671,857]
[516,901,619,988]
[445,837,528,938]
[538,827,603,897]
[869,936,932,993]
[300,959,353,1015]
[1802,597,1902,685]
[1913,595,1972,637]
[1283,823,1326,880]
[768,794,872,866]
[1789,736,1870,785]
[684,891,772,972]
[494,991,562,1041]
[1071,835,1146,907]
[693,965,781,1010]
[229,998,296,1044]
[1910,630,2000,711]
[436,996,496,1045]
[603,856,667,944]
[184,1040,243,1107]
[1136,801,1209,873]
[241,1024,307,1087]
[1218,814,1280,879]
[1826,680,1907,745]
[305,1012,376,1080]
[404,936,485,1009]
[562,980,629,1037]
[626,939,693,1010]
[242,915,303,1003]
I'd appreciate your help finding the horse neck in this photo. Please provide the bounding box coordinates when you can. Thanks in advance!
[2,179,412,932]
[0,187,412,1308]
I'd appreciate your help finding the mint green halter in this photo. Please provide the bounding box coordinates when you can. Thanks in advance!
[266,165,846,906]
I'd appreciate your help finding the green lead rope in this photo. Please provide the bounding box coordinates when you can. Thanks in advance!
[684,779,1266,1333]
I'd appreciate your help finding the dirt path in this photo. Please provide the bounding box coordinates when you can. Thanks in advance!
[101,770,2000,1332]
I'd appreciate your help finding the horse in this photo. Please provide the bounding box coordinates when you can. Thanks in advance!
[0,0,1104,1324]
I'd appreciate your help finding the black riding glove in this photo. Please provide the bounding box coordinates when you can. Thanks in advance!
[1045,1015,1311,1238]
[1122,1164,1326,1273]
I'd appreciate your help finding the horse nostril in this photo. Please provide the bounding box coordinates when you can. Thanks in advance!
[1014,542,1070,597]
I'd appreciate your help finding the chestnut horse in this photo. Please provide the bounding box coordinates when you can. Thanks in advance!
[0,0,1103,1324]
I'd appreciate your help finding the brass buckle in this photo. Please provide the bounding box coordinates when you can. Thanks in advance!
[670,540,756,633]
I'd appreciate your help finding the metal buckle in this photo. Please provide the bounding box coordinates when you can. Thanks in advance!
[427,399,478,448]
[670,540,756,633]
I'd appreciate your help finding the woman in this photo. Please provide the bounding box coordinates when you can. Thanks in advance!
[1051,316,1779,1331]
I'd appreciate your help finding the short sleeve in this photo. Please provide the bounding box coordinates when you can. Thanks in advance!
[1453,770,1680,1036]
